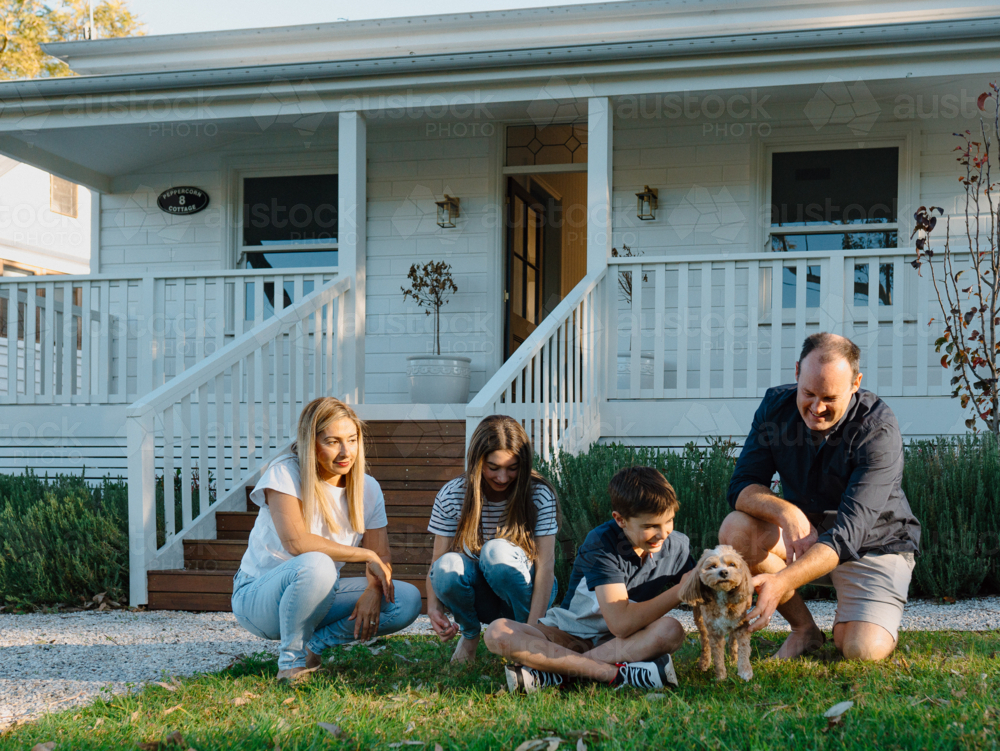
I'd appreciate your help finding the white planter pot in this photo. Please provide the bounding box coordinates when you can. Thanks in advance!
[617,352,654,391]
[406,355,472,403]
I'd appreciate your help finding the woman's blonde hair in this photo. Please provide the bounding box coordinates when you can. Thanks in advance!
[451,415,557,563]
[286,397,367,536]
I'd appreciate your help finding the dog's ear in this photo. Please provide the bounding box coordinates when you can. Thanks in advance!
[679,549,711,605]
[733,551,754,604]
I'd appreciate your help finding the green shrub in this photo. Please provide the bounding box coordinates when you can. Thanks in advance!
[902,434,1000,599]
[539,434,1000,601]
[0,471,129,607]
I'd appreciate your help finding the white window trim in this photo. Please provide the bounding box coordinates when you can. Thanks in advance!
[222,151,339,268]
[756,127,919,253]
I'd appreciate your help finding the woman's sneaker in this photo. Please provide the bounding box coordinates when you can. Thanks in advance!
[505,664,566,694]
[611,653,678,690]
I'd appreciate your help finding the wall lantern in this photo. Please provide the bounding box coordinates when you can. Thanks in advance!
[435,194,460,228]
[635,185,658,221]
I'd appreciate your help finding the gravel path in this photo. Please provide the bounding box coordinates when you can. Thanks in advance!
[2,597,998,730]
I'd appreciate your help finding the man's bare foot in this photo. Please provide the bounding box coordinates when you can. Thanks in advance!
[450,635,480,664]
[771,627,827,660]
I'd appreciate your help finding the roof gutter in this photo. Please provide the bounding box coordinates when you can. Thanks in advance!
[4,15,1000,101]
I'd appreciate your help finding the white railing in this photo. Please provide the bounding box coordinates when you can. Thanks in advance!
[467,270,608,462]
[0,267,336,405]
[610,248,951,400]
[125,275,352,605]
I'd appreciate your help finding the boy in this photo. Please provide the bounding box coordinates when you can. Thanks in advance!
[484,466,695,693]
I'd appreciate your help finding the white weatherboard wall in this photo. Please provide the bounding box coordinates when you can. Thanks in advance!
[365,121,498,404]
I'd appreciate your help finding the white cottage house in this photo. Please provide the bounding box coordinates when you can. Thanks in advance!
[0,0,996,609]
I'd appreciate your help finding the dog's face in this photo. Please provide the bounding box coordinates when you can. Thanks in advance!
[679,545,753,605]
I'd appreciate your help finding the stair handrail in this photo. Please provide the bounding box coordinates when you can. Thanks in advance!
[127,275,352,606]
[466,268,608,461]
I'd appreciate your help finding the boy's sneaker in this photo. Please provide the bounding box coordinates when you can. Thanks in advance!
[611,653,678,690]
[505,663,566,694]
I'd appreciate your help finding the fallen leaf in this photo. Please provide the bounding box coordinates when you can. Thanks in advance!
[130,710,141,723]
[283,697,295,705]
[395,653,416,663]
[31,744,55,751]
[154,682,178,692]
[762,704,791,720]
[274,718,290,733]
[388,743,425,748]
[514,738,563,751]
[646,693,668,701]
[94,718,105,728]
[953,689,967,699]
[232,697,251,707]
[243,692,260,699]
[165,731,185,746]
[577,740,586,751]
[824,701,854,719]
[317,723,343,738]
[435,745,444,751]
[369,646,386,656]
[406,722,416,733]
[162,704,183,716]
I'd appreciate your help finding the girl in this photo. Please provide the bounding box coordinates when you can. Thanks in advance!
[231,397,423,681]
[426,415,560,663]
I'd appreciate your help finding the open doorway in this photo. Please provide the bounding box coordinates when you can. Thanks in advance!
[503,171,587,361]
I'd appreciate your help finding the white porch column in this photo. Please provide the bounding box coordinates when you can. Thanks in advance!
[338,111,367,404]
[588,97,615,404]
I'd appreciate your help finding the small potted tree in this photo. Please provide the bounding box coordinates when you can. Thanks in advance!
[402,260,472,403]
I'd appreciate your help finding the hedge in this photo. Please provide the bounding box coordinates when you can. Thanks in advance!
[537,434,1000,601]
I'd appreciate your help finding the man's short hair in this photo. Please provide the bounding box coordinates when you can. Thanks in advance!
[608,466,679,519]
[799,332,861,379]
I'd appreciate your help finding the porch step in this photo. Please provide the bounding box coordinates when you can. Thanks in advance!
[146,420,463,613]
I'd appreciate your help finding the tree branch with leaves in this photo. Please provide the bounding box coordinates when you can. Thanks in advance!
[401,260,458,356]
[911,83,1000,437]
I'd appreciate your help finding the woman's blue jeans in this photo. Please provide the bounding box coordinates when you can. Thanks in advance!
[231,551,423,670]
[429,538,558,640]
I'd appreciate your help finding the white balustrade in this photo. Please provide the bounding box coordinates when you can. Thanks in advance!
[467,270,608,462]
[0,267,336,405]
[126,276,351,605]
[609,249,954,400]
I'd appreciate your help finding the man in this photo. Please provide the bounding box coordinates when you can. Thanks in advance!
[719,333,921,661]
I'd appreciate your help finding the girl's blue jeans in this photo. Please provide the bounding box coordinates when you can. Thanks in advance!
[429,537,558,640]
[231,551,423,670]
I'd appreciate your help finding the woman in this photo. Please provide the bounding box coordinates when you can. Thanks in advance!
[231,397,423,682]
[426,415,560,663]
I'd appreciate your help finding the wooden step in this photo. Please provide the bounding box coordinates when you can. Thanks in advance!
[148,569,428,612]
[366,440,466,460]
[362,420,464,439]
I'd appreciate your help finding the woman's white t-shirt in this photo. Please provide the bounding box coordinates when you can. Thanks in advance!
[239,454,389,579]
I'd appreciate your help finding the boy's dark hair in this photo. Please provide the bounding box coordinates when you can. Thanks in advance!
[608,466,679,519]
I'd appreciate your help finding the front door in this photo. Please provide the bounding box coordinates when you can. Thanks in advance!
[504,178,546,361]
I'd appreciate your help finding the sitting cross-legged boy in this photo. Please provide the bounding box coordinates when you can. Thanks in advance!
[484,466,695,693]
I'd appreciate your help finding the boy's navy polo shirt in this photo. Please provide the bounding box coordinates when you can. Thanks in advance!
[537,519,695,640]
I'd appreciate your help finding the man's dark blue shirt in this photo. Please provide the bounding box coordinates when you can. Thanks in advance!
[727,384,921,563]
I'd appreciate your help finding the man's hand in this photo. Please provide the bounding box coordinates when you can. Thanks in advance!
[745,572,788,634]
[348,586,385,641]
[780,507,818,563]
[427,606,459,641]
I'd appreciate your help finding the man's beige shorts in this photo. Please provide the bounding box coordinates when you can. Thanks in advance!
[811,551,916,641]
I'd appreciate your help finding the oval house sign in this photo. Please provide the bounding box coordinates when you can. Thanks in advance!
[157,187,210,215]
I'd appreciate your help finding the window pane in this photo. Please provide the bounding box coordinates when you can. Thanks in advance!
[879,262,893,306]
[782,267,796,309]
[527,208,538,265]
[527,265,536,323]
[245,250,338,269]
[771,148,897,226]
[771,230,897,252]
[50,176,78,218]
[512,200,525,259]
[512,256,524,316]
[806,265,821,308]
[506,123,588,167]
[243,174,338,246]
[854,264,869,306]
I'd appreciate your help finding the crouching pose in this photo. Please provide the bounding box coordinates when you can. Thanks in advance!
[231,397,422,682]
[486,466,695,693]
[426,415,560,663]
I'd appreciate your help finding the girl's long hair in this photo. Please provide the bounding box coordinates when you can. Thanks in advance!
[451,415,557,562]
[283,397,367,536]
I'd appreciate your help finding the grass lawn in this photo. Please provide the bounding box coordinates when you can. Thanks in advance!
[3,630,998,751]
